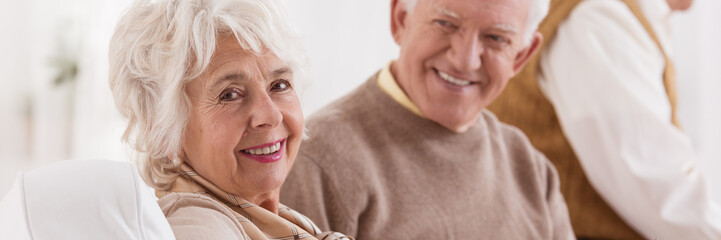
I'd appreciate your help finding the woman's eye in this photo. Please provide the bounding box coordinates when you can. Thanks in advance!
[270,80,291,92]
[219,89,241,101]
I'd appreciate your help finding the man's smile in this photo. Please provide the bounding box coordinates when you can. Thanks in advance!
[438,70,471,86]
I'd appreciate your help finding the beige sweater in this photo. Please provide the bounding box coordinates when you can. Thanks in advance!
[280,75,574,239]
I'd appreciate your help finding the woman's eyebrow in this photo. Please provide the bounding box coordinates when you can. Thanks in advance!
[209,72,247,90]
[219,72,247,82]
[210,67,291,89]
[270,67,292,78]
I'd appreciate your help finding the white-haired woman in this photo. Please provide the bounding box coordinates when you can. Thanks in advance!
[109,0,351,239]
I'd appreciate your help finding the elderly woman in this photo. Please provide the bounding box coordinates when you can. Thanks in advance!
[108,0,350,239]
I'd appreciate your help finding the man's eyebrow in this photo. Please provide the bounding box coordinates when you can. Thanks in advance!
[435,6,460,19]
[491,23,518,34]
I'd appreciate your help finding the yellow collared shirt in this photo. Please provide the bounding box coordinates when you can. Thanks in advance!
[376,61,425,117]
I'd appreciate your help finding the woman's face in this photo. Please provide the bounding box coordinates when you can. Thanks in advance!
[182,36,303,205]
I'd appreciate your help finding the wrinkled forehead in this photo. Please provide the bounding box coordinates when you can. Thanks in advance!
[206,35,284,71]
[418,0,530,32]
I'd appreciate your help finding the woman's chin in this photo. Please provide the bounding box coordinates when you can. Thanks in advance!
[246,168,288,195]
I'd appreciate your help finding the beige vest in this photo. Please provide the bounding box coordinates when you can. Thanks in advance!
[488,0,679,239]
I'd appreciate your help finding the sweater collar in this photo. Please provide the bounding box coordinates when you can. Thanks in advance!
[365,73,488,141]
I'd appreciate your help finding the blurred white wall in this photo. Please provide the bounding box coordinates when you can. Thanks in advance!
[0,0,34,192]
[0,0,719,198]
[673,0,721,199]
[282,0,398,114]
[0,0,133,193]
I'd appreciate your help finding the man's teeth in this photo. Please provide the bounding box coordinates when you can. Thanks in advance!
[242,142,281,155]
[438,71,471,86]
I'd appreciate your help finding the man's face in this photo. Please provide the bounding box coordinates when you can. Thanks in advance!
[390,0,540,132]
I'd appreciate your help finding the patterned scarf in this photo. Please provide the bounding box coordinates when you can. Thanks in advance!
[157,163,352,240]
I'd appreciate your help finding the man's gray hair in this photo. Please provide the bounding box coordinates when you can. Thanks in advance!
[402,0,550,45]
[109,0,306,190]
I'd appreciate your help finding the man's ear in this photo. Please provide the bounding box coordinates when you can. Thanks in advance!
[390,0,409,45]
[512,32,543,74]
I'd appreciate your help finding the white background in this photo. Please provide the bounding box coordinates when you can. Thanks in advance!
[1,0,719,198]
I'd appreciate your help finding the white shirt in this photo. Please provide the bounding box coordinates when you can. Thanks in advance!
[538,0,721,239]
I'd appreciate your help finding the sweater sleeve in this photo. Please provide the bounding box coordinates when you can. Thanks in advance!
[281,152,358,237]
[158,193,249,240]
[539,152,575,240]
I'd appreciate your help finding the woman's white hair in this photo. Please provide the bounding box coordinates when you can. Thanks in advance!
[402,0,550,45]
[109,0,306,190]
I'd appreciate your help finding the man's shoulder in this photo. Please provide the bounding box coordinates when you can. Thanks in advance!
[300,106,380,168]
[298,75,388,165]
[306,81,378,129]
[480,110,558,197]
[304,80,383,150]
[480,110,548,166]
[481,110,534,147]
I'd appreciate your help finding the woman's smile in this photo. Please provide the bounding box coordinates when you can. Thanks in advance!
[239,139,286,163]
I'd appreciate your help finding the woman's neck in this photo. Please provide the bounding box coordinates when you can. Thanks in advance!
[243,190,280,214]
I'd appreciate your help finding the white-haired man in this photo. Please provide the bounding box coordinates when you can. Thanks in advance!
[489,0,721,239]
[281,0,574,239]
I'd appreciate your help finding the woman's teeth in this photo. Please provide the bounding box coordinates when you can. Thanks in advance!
[242,142,281,155]
[439,71,471,86]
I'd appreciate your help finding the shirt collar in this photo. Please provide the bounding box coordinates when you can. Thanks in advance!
[377,61,425,117]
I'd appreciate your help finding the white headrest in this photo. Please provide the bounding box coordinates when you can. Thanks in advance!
[0,160,175,240]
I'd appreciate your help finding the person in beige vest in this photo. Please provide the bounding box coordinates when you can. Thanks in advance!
[489,0,721,239]
[281,0,575,239]
[108,0,352,239]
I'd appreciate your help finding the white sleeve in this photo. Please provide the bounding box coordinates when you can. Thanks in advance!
[0,172,32,240]
[538,1,721,239]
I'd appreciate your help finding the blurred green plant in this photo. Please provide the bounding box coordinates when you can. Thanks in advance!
[50,55,78,86]
[49,19,80,87]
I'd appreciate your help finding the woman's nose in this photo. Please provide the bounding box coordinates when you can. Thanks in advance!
[248,94,283,130]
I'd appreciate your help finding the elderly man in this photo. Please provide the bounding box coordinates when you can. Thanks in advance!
[281,0,574,239]
[489,0,721,239]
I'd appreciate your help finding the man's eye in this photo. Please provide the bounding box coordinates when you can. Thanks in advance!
[487,35,508,43]
[270,80,291,92]
[433,19,457,30]
[435,19,450,26]
[219,89,242,101]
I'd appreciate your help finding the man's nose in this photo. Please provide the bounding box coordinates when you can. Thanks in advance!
[248,93,283,131]
[446,33,482,72]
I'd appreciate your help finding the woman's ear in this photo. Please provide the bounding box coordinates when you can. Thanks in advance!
[512,32,543,74]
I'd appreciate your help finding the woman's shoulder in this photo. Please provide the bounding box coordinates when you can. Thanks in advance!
[158,192,249,239]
